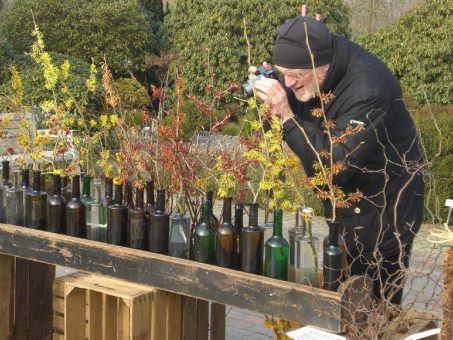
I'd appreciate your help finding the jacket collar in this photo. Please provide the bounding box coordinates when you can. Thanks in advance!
[320,35,349,94]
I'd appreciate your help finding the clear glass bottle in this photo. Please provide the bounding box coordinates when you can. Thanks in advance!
[81,174,92,205]
[216,197,235,268]
[234,203,244,269]
[192,201,216,264]
[144,180,155,214]
[168,193,191,259]
[240,202,264,274]
[127,186,146,249]
[0,160,11,223]
[148,188,170,254]
[323,221,343,291]
[25,170,47,230]
[264,209,289,280]
[107,183,128,245]
[47,174,66,234]
[294,208,319,287]
[86,178,107,242]
[288,206,303,281]
[66,174,86,237]
[5,168,24,226]
[20,169,32,227]
[206,189,219,230]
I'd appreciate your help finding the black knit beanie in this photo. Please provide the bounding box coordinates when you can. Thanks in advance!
[273,16,333,69]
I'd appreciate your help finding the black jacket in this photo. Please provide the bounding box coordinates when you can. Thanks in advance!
[282,35,424,258]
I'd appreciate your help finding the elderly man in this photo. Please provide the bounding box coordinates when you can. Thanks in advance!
[253,16,424,304]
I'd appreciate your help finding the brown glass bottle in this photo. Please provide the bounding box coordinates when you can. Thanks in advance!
[216,197,236,268]
[107,184,128,245]
[323,221,343,291]
[25,170,47,230]
[66,175,86,237]
[47,174,66,234]
[206,189,219,230]
[148,188,170,254]
[127,187,146,249]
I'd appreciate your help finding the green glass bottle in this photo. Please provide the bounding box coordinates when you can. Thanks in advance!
[47,174,66,234]
[234,203,244,269]
[216,197,235,268]
[144,180,155,214]
[127,187,146,249]
[107,183,128,245]
[148,188,170,254]
[81,174,92,205]
[66,175,86,237]
[323,221,343,291]
[192,201,216,264]
[264,209,289,280]
[25,170,47,230]
[206,189,219,230]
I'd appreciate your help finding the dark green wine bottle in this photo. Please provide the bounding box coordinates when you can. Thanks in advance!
[47,174,66,233]
[206,189,219,230]
[323,221,343,291]
[107,183,128,245]
[81,174,92,205]
[264,209,289,280]
[240,202,264,274]
[127,187,146,249]
[234,203,244,269]
[66,175,86,237]
[25,170,47,230]
[144,180,155,214]
[192,201,216,264]
[148,188,170,254]
[216,197,235,268]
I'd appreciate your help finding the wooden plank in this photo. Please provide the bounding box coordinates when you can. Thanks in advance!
[182,297,197,340]
[53,333,65,340]
[0,255,14,340]
[442,248,453,340]
[196,300,209,340]
[65,287,86,340]
[132,293,152,340]
[151,290,168,340]
[166,292,182,340]
[14,258,29,339]
[53,314,65,333]
[53,296,65,315]
[88,291,103,340]
[0,224,344,332]
[103,295,117,340]
[118,298,131,340]
[210,303,226,340]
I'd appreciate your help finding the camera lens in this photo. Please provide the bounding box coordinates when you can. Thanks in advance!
[241,82,254,99]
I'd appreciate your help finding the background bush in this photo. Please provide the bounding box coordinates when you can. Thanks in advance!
[0,0,160,76]
[359,0,452,104]
[162,0,350,100]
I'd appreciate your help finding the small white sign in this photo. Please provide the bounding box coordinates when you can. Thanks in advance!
[286,326,346,340]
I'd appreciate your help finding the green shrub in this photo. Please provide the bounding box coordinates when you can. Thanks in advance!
[0,0,160,76]
[359,0,452,104]
[413,102,453,222]
[162,0,350,100]
[114,78,150,110]
[221,122,241,136]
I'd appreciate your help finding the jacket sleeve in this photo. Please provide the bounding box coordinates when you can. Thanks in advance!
[282,92,389,186]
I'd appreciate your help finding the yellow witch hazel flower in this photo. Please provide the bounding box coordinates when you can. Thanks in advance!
[100,114,109,127]
[61,60,70,80]
[110,114,119,126]
[86,62,97,92]
[214,156,236,198]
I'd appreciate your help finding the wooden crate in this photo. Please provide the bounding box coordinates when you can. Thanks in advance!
[52,272,183,340]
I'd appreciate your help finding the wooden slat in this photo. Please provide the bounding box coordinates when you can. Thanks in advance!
[210,302,226,340]
[0,224,344,332]
[0,255,14,340]
[118,298,130,340]
[88,291,103,340]
[132,294,152,340]
[53,314,65,333]
[182,296,197,340]
[151,290,168,340]
[65,287,86,340]
[103,295,117,340]
[53,296,65,315]
[166,293,182,340]
[14,258,29,339]
[196,300,209,340]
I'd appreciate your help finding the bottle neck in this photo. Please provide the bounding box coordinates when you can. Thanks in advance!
[11,170,20,188]
[93,179,102,200]
[146,180,155,205]
[21,169,30,187]
[176,193,186,214]
[2,160,9,183]
[105,177,113,198]
[201,201,210,224]
[82,175,90,197]
[249,202,259,227]
[51,174,61,196]
[114,184,123,205]
[135,188,144,209]
[32,171,41,191]
[155,188,165,212]
[273,209,283,237]
[234,204,244,230]
[222,197,232,223]
[124,183,134,208]
[327,221,339,246]
[71,175,80,198]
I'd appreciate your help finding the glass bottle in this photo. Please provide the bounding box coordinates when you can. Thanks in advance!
[216,197,235,268]
[47,174,66,234]
[144,180,155,214]
[264,209,289,280]
[192,201,215,264]
[288,206,303,281]
[66,175,86,237]
[323,225,348,280]
[206,189,219,230]
[86,179,107,242]
[81,174,92,205]
[61,176,72,203]
[20,169,32,227]
[107,183,128,245]
[5,168,24,226]
[168,193,191,258]
[0,160,11,223]
[124,182,134,209]
[127,186,146,249]
[240,202,264,275]
[25,170,47,230]
[104,177,113,207]
[234,203,244,269]
[294,208,319,287]
[323,221,343,291]
[148,188,170,254]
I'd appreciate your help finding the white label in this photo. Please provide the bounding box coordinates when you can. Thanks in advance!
[286,326,346,340]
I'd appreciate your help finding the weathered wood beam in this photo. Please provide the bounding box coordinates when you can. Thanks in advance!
[0,224,344,332]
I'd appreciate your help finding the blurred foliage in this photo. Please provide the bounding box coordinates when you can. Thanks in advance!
[114,77,150,110]
[0,0,160,76]
[359,0,452,104]
[161,0,350,100]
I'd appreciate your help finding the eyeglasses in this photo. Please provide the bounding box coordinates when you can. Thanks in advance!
[279,69,312,80]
